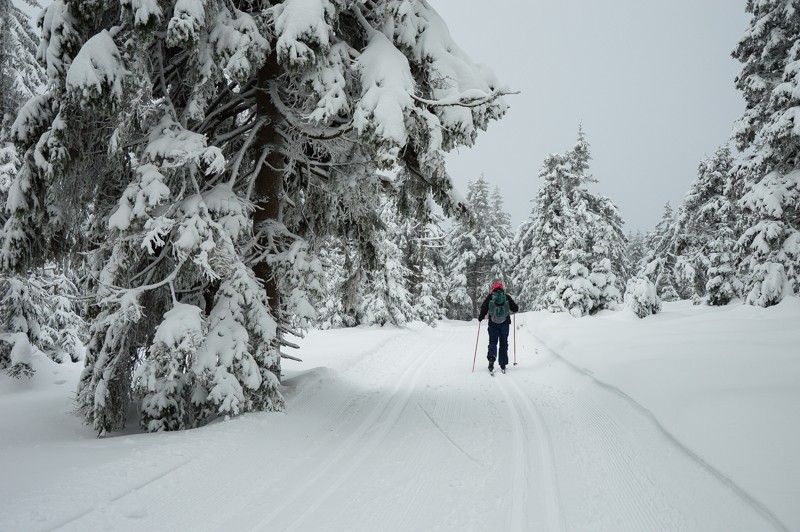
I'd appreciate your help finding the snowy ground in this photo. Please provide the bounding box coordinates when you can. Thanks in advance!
[1,299,798,531]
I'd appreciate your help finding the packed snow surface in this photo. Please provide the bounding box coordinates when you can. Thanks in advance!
[1,299,798,531]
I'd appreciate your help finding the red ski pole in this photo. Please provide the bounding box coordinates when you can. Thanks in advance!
[471,321,481,372]
[513,314,517,366]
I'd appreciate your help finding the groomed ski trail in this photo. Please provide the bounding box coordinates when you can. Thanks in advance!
[2,319,788,532]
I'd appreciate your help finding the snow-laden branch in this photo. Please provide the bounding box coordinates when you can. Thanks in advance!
[411,87,518,109]
[268,83,353,140]
[227,116,266,186]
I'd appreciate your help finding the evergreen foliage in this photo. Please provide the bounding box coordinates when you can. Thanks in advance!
[0,1,87,376]
[361,199,416,326]
[445,174,512,318]
[0,270,86,375]
[624,277,662,318]
[731,0,800,306]
[1,0,507,434]
[640,203,681,302]
[674,146,744,304]
[513,127,627,314]
[626,230,647,276]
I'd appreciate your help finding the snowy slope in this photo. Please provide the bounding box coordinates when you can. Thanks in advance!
[1,300,797,531]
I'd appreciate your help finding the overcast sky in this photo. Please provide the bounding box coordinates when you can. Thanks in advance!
[431,0,750,233]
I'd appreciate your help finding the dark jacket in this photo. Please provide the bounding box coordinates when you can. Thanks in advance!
[478,289,519,324]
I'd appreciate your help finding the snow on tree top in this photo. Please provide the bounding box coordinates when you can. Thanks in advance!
[209,8,269,83]
[65,30,128,109]
[121,0,164,29]
[151,303,204,353]
[353,27,415,166]
[272,0,336,67]
[166,0,207,48]
[144,116,225,173]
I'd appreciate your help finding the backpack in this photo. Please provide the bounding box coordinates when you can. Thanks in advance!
[488,291,510,324]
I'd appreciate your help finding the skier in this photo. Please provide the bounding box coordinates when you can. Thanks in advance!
[478,281,519,373]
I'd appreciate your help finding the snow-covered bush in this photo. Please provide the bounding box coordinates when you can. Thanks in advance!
[624,277,662,318]
[0,272,86,377]
[590,258,622,312]
[548,244,598,317]
[706,245,742,306]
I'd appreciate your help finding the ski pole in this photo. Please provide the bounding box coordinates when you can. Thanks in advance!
[513,314,517,366]
[471,320,481,372]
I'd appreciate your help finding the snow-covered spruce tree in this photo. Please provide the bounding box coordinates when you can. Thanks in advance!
[316,237,359,329]
[444,233,473,320]
[547,229,598,317]
[489,185,513,289]
[0,0,44,144]
[0,0,87,377]
[706,239,742,306]
[316,201,446,328]
[445,174,511,318]
[731,0,800,306]
[624,276,661,318]
[589,258,621,311]
[569,127,629,295]
[586,190,629,290]
[511,153,566,310]
[517,127,626,314]
[405,214,447,326]
[2,1,507,434]
[672,145,743,304]
[0,270,86,375]
[640,203,681,301]
[626,230,648,278]
[361,197,416,326]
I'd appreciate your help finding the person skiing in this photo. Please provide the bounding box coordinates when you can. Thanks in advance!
[478,281,519,373]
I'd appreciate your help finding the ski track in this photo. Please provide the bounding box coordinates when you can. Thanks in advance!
[249,337,442,532]
[518,321,787,532]
[417,400,480,464]
[498,371,564,532]
[45,332,430,532]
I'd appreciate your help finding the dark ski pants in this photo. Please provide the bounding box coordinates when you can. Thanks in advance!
[486,321,510,367]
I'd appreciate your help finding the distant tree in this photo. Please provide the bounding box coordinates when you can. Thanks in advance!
[0,269,86,376]
[516,127,626,314]
[731,0,800,306]
[316,238,358,330]
[0,0,44,137]
[512,154,568,309]
[547,229,598,317]
[361,198,416,326]
[409,215,448,326]
[626,230,648,274]
[640,203,681,301]
[706,239,742,306]
[673,145,743,304]
[0,1,87,378]
[489,186,514,288]
[445,175,511,318]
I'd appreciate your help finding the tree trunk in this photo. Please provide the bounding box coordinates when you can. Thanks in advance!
[252,50,284,316]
